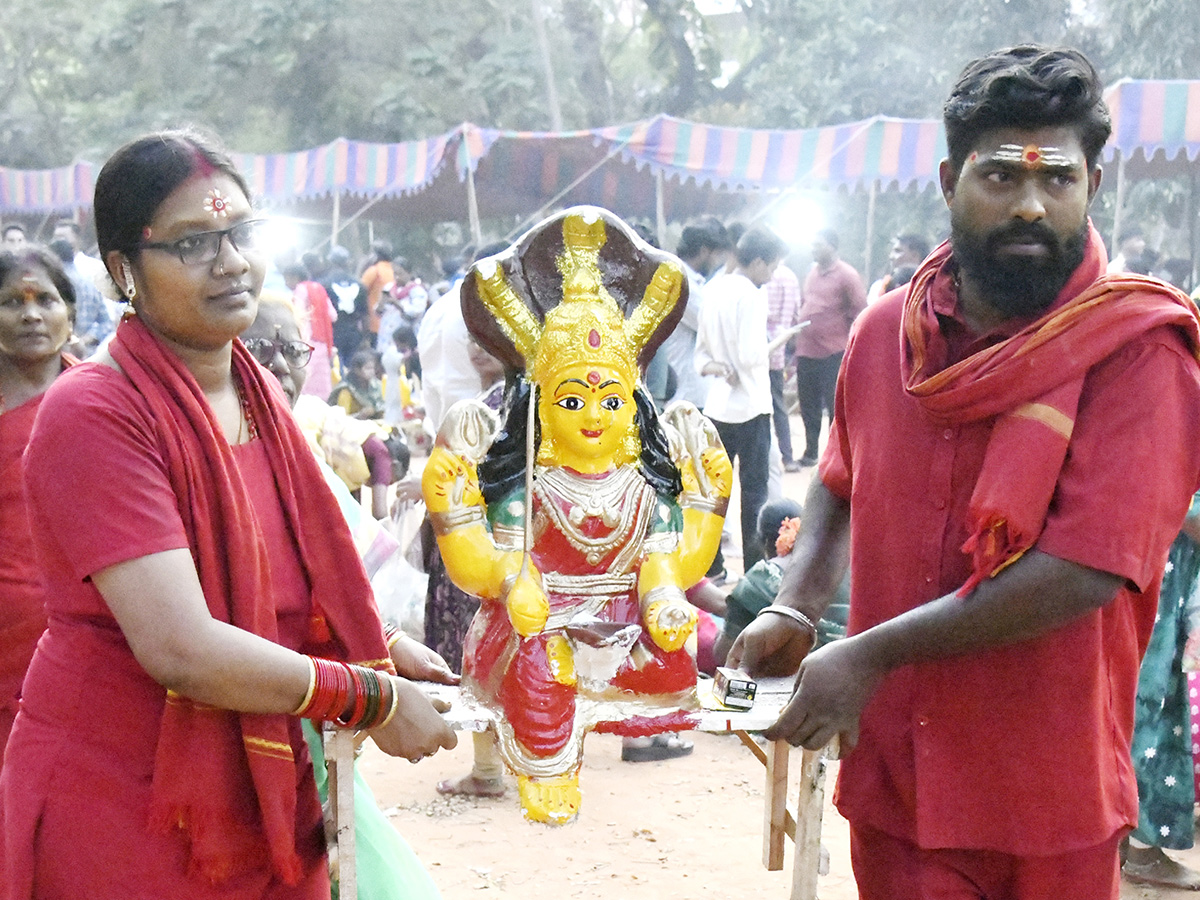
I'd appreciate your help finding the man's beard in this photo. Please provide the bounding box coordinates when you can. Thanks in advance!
[951,218,1088,319]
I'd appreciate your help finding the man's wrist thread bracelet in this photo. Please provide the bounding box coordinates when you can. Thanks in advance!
[756,604,818,638]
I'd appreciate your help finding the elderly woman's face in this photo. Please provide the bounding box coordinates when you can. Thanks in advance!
[0,264,72,364]
[240,303,308,407]
[126,172,265,352]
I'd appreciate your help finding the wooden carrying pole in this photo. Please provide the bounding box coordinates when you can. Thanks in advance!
[326,725,357,898]
[790,746,829,900]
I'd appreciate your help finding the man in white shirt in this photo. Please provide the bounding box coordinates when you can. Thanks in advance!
[416,276,480,434]
[52,220,109,286]
[662,220,729,407]
[694,226,786,570]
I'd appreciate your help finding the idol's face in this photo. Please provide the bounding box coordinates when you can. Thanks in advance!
[540,363,636,474]
[941,125,1100,319]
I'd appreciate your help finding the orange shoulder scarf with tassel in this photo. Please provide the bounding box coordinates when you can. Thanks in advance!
[900,222,1200,595]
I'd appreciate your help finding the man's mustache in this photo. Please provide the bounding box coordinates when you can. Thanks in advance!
[985,222,1061,255]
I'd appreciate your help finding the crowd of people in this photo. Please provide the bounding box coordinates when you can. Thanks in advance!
[4,41,1200,900]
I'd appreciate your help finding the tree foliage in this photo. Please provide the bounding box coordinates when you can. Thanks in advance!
[0,0,1197,166]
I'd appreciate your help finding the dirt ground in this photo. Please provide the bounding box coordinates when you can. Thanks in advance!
[362,733,1200,900]
[361,731,857,899]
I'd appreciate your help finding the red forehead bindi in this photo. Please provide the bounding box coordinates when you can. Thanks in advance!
[586,370,601,385]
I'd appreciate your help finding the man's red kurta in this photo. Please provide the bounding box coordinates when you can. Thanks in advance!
[823,272,1200,855]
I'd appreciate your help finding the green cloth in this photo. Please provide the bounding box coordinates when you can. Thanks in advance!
[1130,492,1200,850]
[721,559,848,649]
[303,721,442,900]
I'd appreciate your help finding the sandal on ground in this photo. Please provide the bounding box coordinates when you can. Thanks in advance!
[621,733,695,763]
[1122,845,1200,890]
[436,774,506,798]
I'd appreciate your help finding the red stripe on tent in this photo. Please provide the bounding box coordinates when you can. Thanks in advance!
[334,141,349,189]
[845,124,869,178]
[688,123,709,170]
[879,121,903,178]
[663,119,686,168]
[914,122,940,180]
[717,128,738,177]
[465,127,487,165]
[777,131,803,183]
[813,128,836,179]
[1187,84,1200,145]
[629,119,653,156]
[1139,81,1167,144]
[413,140,428,188]
[746,130,770,181]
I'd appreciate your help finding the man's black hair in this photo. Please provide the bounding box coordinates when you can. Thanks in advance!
[735,227,786,268]
[896,232,931,259]
[816,228,839,251]
[677,224,723,260]
[944,45,1111,174]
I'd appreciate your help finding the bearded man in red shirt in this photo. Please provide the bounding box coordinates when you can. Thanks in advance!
[730,45,1200,899]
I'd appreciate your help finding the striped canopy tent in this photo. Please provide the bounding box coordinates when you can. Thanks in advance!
[231,131,459,204]
[10,86,1199,255]
[1102,79,1200,251]
[457,114,947,258]
[0,162,94,213]
[225,128,466,246]
[606,114,946,192]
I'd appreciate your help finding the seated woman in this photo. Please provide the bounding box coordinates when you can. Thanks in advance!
[714,499,848,667]
[329,348,384,419]
[0,130,456,900]
[0,245,78,759]
[423,209,732,824]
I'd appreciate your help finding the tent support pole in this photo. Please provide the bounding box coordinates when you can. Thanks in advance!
[655,170,667,248]
[1111,153,1127,258]
[466,163,483,247]
[1190,166,1198,290]
[864,180,878,282]
[331,192,341,247]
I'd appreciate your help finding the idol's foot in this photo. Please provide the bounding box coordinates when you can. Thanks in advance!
[517,772,581,825]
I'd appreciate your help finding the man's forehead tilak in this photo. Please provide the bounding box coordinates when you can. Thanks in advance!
[966,143,1082,172]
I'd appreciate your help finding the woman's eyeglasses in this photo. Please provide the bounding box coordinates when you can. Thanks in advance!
[241,337,314,367]
[141,219,266,267]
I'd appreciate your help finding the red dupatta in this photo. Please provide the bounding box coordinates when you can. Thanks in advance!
[109,316,392,885]
[301,281,335,349]
[901,223,1200,593]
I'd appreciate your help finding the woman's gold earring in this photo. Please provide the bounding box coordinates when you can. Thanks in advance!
[121,259,136,301]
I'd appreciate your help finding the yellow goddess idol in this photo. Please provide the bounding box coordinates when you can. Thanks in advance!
[422,207,731,823]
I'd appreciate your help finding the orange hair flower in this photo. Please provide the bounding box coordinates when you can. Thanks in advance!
[775,516,802,557]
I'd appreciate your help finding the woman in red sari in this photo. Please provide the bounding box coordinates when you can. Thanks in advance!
[0,246,77,758]
[0,132,456,900]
